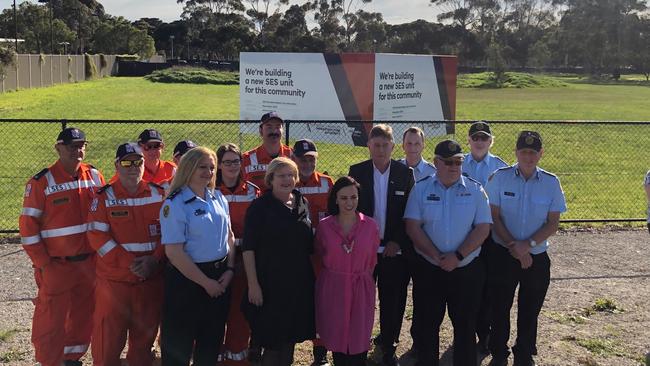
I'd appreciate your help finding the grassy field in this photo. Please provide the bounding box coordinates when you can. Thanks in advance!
[1,76,649,231]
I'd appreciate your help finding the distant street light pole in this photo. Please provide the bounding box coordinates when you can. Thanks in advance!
[13,0,18,52]
[170,35,175,60]
[49,0,54,54]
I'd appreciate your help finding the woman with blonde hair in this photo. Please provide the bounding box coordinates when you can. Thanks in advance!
[159,146,236,366]
[242,157,316,366]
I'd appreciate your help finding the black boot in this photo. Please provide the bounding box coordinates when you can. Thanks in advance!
[313,345,329,366]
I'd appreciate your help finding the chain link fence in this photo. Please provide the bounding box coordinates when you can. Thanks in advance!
[3,119,648,233]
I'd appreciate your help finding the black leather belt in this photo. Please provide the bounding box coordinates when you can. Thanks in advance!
[52,253,92,262]
[197,256,228,270]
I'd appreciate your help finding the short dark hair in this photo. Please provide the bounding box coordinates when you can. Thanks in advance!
[327,176,361,216]
[402,126,424,142]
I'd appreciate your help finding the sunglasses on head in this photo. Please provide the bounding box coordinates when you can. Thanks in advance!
[471,134,491,142]
[439,158,463,166]
[221,159,241,167]
[119,159,144,168]
[143,142,163,151]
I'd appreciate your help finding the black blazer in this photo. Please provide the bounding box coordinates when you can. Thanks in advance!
[348,159,415,255]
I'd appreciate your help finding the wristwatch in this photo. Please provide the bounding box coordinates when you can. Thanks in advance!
[529,239,537,248]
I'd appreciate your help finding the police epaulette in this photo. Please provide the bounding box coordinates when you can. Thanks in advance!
[245,180,260,190]
[184,197,197,204]
[540,170,558,178]
[33,168,49,180]
[496,166,514,172]
[97,184,112,194]
[167,188,182,200]
[464,176,482,186]
[494,156,508,166]
[416,175,432,183]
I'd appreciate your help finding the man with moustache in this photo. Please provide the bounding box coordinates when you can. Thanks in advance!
[242,112,293,191]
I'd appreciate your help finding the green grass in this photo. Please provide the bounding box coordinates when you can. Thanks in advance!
[0,76,649,231]
[0,328,19,342]
[458,72,569,88]
[145,67,240,85]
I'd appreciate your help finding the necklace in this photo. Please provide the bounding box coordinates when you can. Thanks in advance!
[341,239,355,254]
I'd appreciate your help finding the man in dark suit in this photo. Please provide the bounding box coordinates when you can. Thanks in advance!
[348,124,415,366]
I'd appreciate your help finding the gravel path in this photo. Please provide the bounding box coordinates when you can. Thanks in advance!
[0,229,648,365]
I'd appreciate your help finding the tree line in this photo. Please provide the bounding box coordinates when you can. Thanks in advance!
[1,0,649,78]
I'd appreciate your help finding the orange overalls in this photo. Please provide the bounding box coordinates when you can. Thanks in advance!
[218,180,261,366]
[86,180,165,366]
[109,160,176,185]
[19,160,105,366]
[296,171,333,350]
[241,145,292,191]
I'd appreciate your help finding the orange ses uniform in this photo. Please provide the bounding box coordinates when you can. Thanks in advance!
[296,171,334,229]
[19,161,105,366]
[241,145,292,190]
[87,180,165,366]
[218,180,261,366]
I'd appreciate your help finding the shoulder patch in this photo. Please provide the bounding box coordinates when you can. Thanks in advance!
[167,188,182,200]
[97,184,112,194]
[33,168,49,180]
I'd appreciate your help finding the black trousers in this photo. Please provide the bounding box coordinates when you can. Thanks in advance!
[161,262,231,366]
[488,244,550,361]
[411,258,485,366]
[332,351,367,366]
[374,254,411,357]
[261,342,295,366]
[476,236,496,344]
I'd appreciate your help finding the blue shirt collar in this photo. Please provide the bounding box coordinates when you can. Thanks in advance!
[433,174,467,189]
[181,186,218,202]
[466,152,493,165]
[513,163,541,180]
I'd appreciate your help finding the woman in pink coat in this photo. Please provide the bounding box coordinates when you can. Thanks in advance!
[314,176,380,366]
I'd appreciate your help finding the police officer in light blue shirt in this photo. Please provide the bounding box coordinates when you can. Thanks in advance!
[462,121,508,186]
[159,146,236,366]
[462,120,508,353]
[399,126,436,181]
[404,139,492,366]
[484,131,566,366]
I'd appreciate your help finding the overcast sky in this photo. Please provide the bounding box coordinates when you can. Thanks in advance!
[7,0,440,24]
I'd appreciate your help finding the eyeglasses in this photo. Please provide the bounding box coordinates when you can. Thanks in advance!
[119,159,144,168]
[221,159,241,167]
[143,143,163,151]
[439,159,463,166]
[471,134,491,142]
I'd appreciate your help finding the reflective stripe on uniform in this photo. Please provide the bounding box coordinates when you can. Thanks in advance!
[44,171,56,187]
[104,186,163,207]
[21,207,43,217]
[64,344,89,354]
[40,223,88,238]
[223,349,249,361]
[21,234,42,245]
[250,152,258,166]
[44,179,100,196]
[90,168,102,186]
[298,177,330,194]
[121,242,156,252]
[97,239,118,257]
[88,221,110,232]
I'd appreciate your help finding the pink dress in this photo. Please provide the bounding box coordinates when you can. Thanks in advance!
[314,212,380,354]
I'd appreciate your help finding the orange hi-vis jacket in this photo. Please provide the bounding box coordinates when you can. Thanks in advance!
[218,180,261,244]
[108,160,176,186]
[241,144,292,190]
[296,171,333,229]
[87,180,165,283]
[20,161,105,268]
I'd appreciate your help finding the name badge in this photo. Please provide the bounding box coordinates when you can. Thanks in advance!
[504,191,516,197]
[395,191,405,196]
[194,208,206,216]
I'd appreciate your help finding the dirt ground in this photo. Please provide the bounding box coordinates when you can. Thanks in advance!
[0,229,648,366]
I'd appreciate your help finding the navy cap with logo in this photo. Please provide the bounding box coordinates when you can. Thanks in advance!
[293,139,318,157]
[516,131,542,152]
[173,140,197,157]
[137,129,163,144]
[115,142,144,162]
[260,111,283,125]
[434,139,464,159]
[56,127,86,145]
[468,121,492,137]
